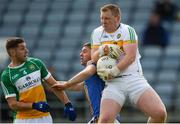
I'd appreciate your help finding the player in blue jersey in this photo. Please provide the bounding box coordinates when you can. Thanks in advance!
[51,42,120,123]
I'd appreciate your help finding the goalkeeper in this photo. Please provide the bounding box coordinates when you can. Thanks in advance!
[1,38,76,123]
[51,42,120,123]
[91,4,167,123]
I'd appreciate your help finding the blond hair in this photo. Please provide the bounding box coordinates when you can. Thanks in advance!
[100,4,121,17]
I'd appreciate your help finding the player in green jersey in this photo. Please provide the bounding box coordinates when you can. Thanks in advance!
[1,38,76,123]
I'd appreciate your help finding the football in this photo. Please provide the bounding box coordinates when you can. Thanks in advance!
[97,56,117,81]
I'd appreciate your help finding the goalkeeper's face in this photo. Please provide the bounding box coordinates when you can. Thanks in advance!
[80,46,91,66]
[100,10,120,33]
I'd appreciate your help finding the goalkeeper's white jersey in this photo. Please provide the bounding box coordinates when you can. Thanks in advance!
[91,23,143,76]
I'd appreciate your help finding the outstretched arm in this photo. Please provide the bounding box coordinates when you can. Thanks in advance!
[45,76,70,104]
[65,64,96,88]
[51,64,96,90]
[67,82,84,91]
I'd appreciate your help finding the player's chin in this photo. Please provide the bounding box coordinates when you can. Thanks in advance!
[80,61,84,66]
[102,24,109,28]
[25,55,28,59]
[102,25,107,29]
[25,53,29,57]
[23,55,28,61]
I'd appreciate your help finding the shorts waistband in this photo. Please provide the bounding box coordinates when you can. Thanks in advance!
[115,74,132,78]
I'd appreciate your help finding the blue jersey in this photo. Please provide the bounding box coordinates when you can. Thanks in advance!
[84,74,105,117]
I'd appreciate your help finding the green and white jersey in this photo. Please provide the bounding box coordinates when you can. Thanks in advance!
[1,57,51,119]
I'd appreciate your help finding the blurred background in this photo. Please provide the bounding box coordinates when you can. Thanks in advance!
[0,0,180,123]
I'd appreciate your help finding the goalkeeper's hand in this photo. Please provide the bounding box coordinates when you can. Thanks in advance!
[99,44,123,59]
[97,66,121,81]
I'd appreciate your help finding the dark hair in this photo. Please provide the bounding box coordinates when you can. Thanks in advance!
[6,38,25,56]
[100,4,121,17]
[83,42,91,49]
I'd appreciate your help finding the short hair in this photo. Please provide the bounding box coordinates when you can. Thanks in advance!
[100,4,121,17]
[6,38,25,56]
[83,42,91,49]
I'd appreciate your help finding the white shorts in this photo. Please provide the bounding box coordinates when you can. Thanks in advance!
[14,115,53,123]
[102,75,151,106]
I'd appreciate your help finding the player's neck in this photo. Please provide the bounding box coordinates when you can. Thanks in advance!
[106,24,120,33]
[10,59,25,67]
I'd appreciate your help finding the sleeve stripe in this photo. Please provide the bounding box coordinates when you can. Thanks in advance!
[44,72,51,80]
[5,94,16,99]
[128,27,132,41]
[131,28,136,41]
[128,27,136,43]
[1,81,10,96]
[8,68,13,85]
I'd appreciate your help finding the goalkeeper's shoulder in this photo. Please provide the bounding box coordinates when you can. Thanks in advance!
[93,26,103,33]
[92,26,104,37]
[121,23,135,30]
[121,23,137,35]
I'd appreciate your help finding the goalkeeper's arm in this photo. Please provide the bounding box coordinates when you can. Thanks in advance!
[116,43,137,71]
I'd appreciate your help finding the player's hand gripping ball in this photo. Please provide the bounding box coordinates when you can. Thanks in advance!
[98,44,123,59]
[97,56,120,81]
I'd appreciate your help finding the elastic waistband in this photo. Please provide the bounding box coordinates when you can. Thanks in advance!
[115,74,132,78]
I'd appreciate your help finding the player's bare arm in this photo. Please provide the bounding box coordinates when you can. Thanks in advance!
[68,64,96,85]
[116,43,137,71]
[45,76,70,104]
[91,47,99,63]
[67,82,84,91]
[7,97,32,111]
[49,81,83,91]
[51,64,96,90]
